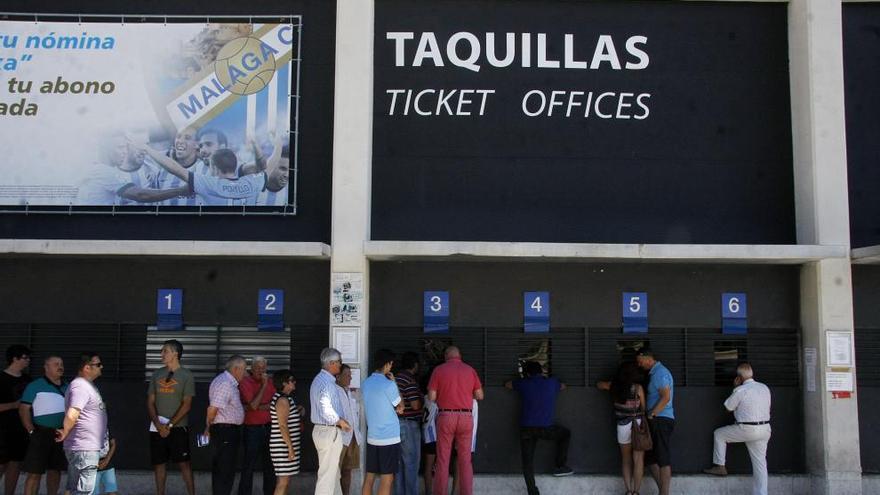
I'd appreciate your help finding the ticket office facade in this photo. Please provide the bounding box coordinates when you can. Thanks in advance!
[0,0,875,491]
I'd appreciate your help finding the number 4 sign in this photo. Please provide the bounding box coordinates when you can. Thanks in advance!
[524,292,550,333]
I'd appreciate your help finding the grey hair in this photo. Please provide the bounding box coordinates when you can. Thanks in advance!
[251,356,267,366]
[736,363,753,379]
[320,347,342,368]
[226,354,247,371]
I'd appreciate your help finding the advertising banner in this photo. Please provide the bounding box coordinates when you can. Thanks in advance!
[372,0,795,244]
[0,19,299,208]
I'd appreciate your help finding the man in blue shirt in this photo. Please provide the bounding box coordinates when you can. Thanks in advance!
[504,361,573,495]
[636,348,675,495]
[361,349,403,495]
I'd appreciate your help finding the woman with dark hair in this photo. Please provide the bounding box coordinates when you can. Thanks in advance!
[598,362,646,495]
[269,370,301,495]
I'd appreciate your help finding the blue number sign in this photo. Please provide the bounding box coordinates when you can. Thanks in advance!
[622,292,648,333]
[721,293,747,334]
[524,292,550,333]
[156,289,183,331]
[258,289,285,331]
[424,291,450,333]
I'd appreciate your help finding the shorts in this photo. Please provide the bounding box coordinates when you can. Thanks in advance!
[22,426,67,474]
[365,443,401,475]
[339,437,360,470]
[616,418,642,445]
[65,450,99,495]
[91,468,118,494]
[150,427,192,465]
[644,417,675,467]
[0,420,29,463]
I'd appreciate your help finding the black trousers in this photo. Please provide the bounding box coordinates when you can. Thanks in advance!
[211,424,242,495]
[519,425,571,495]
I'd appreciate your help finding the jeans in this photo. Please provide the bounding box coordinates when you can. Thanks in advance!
[211,424,242,495]
[520,425,571,495]
[434,413,474,495]
[65,450,100,495]
[239,424,276,495]
[395,419,422,495]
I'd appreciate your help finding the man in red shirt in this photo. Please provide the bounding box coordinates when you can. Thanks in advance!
[427,346,484,495]
[238,357,276,495]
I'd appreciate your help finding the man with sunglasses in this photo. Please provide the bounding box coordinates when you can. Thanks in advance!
[148,339,196,495]
[55,352,108,495]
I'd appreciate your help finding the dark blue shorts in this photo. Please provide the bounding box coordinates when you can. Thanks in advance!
[365,443,401,475]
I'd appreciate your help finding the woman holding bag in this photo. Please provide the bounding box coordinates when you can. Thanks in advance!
[598,362,647,495]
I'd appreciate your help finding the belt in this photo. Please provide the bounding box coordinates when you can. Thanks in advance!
[401,417,421,421]
[736,421,770,425]
[439,408,471,412]
[314,423,340,428]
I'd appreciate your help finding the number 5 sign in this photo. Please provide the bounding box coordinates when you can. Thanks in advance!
[622,292,648,333]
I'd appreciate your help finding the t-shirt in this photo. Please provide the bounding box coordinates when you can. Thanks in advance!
[189,171,267,206]
[64,377,108,451]
[148,367,195,427]
[362,372,402,446]
[155,156,210,206]
[0,370,30,428]
[21,377,68,428]
[427,357,482,410]
[647,362,675,420]
[239,374,277,425]
[512,375,561,427]
[395,370,422,420]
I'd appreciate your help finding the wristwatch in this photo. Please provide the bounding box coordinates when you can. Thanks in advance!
[167,422,174,429]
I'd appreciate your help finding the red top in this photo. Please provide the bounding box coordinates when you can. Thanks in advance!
[239,374,277,425]
[427,357,482,410]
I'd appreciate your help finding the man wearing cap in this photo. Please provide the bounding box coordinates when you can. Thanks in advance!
[636,348,674,495]
[427,346,484,495]
[703,363,772,495]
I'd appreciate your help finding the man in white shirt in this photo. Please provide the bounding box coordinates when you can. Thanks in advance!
[703,363,772,495]
[309,348,352,495]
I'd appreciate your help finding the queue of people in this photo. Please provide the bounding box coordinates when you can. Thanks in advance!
[0,342,772,495]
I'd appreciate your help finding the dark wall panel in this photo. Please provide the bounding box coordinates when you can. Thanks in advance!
[372,0,795,243]
[0,0,335,243]
[0,258,329,324]
[844,4,880,248]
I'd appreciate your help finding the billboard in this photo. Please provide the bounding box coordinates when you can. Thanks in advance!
[372,0,795,244]
[0,18,299,209]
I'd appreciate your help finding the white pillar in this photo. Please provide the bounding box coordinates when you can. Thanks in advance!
[330,0,375,489]
[789,1,861,493]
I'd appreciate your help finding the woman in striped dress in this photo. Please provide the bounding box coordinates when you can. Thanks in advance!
[270,369,302,494]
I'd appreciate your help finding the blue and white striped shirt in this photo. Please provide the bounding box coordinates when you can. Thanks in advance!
[310,369,343,426]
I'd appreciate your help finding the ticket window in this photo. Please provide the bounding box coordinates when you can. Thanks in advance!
[714,340,747,386]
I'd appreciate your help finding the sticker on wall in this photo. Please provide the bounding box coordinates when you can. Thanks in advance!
[258,289,284,331]
[721,293,747,334]
[331,273,364,325]
[424,291,450,334]
[524,291,550,333]
[156,288,183,331]
[622,292,647,333]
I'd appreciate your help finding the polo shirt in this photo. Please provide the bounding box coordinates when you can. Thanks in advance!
[21,376,68,428]
[427,357,482,410]
[362,372,402,446]
[395,370,422,420]
[513,375,560,427]
[647,361,675,420]
[239,374,276,425]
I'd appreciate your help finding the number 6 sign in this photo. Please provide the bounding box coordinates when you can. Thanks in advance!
[722,293,747,334]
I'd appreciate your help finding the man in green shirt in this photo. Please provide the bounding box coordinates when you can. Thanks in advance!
[147,340,195,495]
[19,355,67,495]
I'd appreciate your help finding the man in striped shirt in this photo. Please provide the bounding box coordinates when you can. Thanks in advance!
[204,356,246,495]
[394,352,422,495]
[152,126,210,207]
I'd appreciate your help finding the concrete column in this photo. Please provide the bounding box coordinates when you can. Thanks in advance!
[330,0,375,489]
[789,1,861,493]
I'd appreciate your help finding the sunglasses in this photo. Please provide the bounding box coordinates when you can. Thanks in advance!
[90,362,104,368]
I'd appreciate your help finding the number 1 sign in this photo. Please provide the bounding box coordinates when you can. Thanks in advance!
[156,289,183,331]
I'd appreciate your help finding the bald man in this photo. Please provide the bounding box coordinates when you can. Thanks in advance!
[426,347,483,495]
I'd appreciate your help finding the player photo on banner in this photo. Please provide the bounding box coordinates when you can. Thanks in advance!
[0,19,299,208]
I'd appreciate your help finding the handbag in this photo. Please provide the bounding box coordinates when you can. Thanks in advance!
[631,414,653,451]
